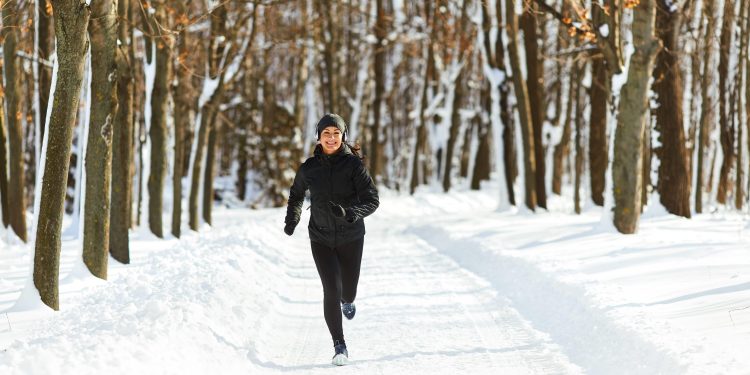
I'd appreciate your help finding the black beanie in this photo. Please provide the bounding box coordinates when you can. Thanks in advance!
[316,113,347,140]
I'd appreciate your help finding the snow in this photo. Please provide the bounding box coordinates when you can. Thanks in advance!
[1,186,748,373]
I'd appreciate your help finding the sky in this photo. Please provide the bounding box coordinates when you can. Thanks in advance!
[0,184,748,374]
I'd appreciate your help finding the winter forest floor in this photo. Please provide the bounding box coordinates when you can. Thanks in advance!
[0,186,749,374]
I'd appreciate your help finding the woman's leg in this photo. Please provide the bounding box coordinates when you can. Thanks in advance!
[310,241,344,343]
[336,237,364,304]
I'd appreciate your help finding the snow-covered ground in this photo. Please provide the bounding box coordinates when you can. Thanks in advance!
[0,187,748,374]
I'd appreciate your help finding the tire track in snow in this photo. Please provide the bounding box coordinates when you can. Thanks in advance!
[411,224,686,375]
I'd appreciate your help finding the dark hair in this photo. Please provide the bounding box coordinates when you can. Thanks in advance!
[346,142,364,160]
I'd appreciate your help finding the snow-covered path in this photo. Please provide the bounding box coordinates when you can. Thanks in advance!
[255,210,582,373]
[0,188,748,374]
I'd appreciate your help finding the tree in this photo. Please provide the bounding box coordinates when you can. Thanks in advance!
[521,1,547,208]
[172,1,194,238]
[3,0,28,242]
[0,81,8,227]
[38,0,55,141]
[716,0,735,205]
[370,0,389,182]
[34,0,91,310]
[695,0,715,213]
[146,1,174,238]
[613,0,660,234]
[652,0,691,217]
[110,0,135,264]
[82,0,118,278]
[506,0,537,210]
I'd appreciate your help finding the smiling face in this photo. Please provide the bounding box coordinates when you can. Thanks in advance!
[319,126,343,155]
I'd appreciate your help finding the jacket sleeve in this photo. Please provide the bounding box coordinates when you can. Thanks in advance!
[347,160,379,222]
[285,165,307,225]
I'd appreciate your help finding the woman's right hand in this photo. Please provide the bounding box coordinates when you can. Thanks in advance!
[284,223,296,236]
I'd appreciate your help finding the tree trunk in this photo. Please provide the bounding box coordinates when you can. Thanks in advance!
[745,0,750,207]
[443,66,466,193]
[471,86,492,190]
[0,85,8,227]
[553,60,576,195]
[411,1,435,195]
[506,0,537,210]
[521,2,546,208]
[109,0,134,264]
[203,124,218,225]
[716,0,735,204]
[574,63,585,214]
[589,58,609,205]
[495,1,518,206]
[34,0,90,310]
[3,1,28,242]
[695,1,716,213]
[189,104,215,231]
[652,0,691,217]
[38,0,55,141]
[147,5,173,238]
[172,9,193,238]
[83,0,118,279]
[317,0,340,114]
[613,0,660,234]
[370,0,388,182]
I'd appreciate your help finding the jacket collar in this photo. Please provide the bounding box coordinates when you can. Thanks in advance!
[314,143,351,163]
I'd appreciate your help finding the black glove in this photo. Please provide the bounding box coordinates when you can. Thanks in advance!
[284,223,296,236]
[329,201,357,223]
[328,201,346,218]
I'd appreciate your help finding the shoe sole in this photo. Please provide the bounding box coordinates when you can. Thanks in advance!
[332,354,348,366]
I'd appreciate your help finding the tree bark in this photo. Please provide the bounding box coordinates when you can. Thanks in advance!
[652,1,691,218]
[38,0,55,142]
[589,58,609,205]
[370,0,388,181]
[553,60,576,195]
[109,0,134,264]
[574,63,584,214]
[172,4,194,238]
[147,4,173,238]
[716,0,735,204]
[471,86,492,190]
[442,0,470,193]
[695,1,715,213]
[613,0,660,234]
[34,0,91,310]
[83,0,118,279]
[506,0,537,210]
[410,0,436,195]
[3,0,28,242]
[0,84,8,227]
[521,2,546,208]
[203,124,218,225]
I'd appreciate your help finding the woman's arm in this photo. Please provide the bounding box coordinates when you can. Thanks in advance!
[285,166,307,226]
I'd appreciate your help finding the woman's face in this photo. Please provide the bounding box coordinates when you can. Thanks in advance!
[320,126,343,154]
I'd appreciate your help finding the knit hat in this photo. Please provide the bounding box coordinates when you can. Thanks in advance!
[316,113,347,141]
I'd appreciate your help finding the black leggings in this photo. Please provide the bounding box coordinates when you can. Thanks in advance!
[310,237,364,344]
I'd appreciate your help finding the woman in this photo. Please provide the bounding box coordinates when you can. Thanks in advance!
[284,113,379,366]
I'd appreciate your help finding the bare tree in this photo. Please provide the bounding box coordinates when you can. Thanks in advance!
[521,1,547,208]
[145,1,174,238]
[613,0,660,234]
[3,0,28,242]
[695,0,716,213]
[716,0,735,204]
[110,0,135,264]
[82,0,118,279]
[34,0,91,310]
[652,0,691,217]
[506,0,537,210]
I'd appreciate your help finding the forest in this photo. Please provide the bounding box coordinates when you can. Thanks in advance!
[0,0,748,310]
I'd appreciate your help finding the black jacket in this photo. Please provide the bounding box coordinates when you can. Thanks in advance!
[285,144,379,247]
